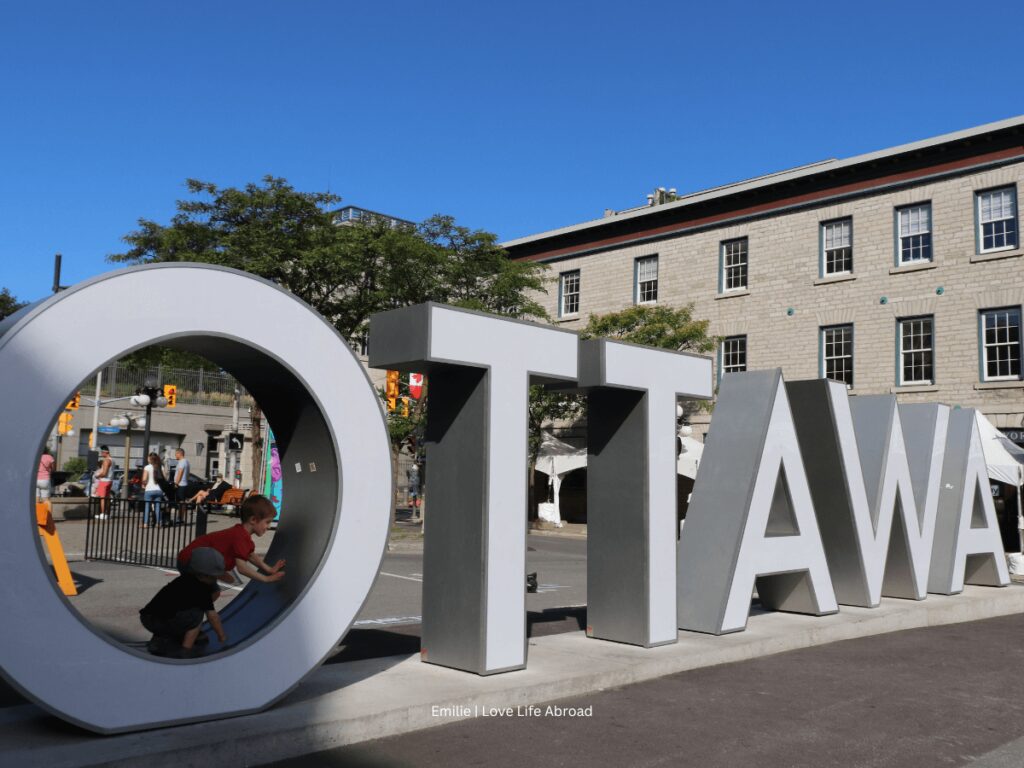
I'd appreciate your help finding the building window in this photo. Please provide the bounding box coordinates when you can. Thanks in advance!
[635,256,658,304]
[977,187,1018,253]
[822,218,852,275]
[721,238,748,291]
[980,307,1022,380]
[896,204,932,264]
[720,335,747,377]
[559,270,580,316]
[898,316,934,385]
[821,324,854,388]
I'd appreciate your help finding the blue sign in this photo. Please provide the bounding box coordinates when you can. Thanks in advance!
[97,426,121,434]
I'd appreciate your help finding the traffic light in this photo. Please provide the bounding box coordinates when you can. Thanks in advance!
[401,396,410,418]
[57,412,73,435]
[163,384,177,408]
[66,392,80,410]
[385,370,399,412]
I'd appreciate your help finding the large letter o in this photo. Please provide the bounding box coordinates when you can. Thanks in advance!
[0,265,391,733]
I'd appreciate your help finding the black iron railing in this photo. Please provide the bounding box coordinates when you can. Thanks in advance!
[84,497,209,569]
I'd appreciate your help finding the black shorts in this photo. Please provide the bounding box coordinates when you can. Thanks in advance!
[176,487,190,502]
[140,608,203,642]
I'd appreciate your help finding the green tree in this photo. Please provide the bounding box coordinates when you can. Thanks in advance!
[580,304,715,353]
[109,176,552,527]
[62,456,87,477]
[526,303,717,516]
[108,177,549,339]
[0,287,26,321]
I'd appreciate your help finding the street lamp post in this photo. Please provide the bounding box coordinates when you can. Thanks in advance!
[130,374,168,460]
[110,412,146,499]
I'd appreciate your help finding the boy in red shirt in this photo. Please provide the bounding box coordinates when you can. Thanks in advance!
[178,495,285,584]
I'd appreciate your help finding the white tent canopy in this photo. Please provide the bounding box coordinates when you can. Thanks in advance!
[533,432,586,525]
[532,415,1023,528]
[533,430,704,524]
[976,411,1024,486]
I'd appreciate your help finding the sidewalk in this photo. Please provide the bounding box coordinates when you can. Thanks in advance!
[4,584,1023,767]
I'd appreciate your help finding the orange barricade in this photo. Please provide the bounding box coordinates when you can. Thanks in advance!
[36,501,77,596]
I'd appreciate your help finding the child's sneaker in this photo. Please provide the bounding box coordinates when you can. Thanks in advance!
[146,636,174,656]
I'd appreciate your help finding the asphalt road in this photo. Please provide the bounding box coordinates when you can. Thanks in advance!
[264,613,1024,768]
[3,522,588,704]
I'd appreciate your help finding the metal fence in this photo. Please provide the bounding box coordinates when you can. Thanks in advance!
[83,363,255,408]
[83,497,209,569]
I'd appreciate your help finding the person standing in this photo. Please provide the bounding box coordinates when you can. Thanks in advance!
[93,445,115,519]
[407,462,421,514]
[141,452,165,528]
[174,448,191,524]
[37,447,56,501]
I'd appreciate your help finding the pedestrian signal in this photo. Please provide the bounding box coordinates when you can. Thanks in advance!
[386,370,399,412]
[57,412,73,435]
[66,392,80,411]
[163,384,177,408]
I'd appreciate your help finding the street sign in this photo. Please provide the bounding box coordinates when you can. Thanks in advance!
[97,426,121,434]
[227,432,244,451]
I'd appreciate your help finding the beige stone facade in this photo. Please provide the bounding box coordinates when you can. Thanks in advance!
[505,118,1024,439]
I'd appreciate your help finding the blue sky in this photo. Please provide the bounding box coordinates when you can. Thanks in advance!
[2,1,1023,303]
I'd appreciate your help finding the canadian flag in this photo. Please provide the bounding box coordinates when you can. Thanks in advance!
[409,373,424,399]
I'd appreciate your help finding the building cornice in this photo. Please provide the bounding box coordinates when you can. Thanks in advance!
[504,116,1024,263]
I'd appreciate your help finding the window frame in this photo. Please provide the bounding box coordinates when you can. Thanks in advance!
[634,255,659,305]
[819,323,854,388]
[975,185,1018,254]
[719,335,747,383]
[979,306,1023,382]
[897,315,935,386]
[894,202,933,266]
[558,269,580,318]
[820,217,853,276]
[719,237,749,292]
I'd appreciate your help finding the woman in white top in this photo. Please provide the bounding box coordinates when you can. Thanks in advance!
[142,452,165,527]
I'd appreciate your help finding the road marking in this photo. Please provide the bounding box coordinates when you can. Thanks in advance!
[536,583,569,593]
[380,571,423,582]
[353,615,422,627]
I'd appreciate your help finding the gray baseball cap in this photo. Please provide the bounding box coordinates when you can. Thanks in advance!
[189,547,226,578]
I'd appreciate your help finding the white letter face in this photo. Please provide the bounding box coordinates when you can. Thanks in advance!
[788,383,948,605]
[0,265,392,733]
[580,339,712,647]
[369,303,577,674]
[930,409,1010,594]
[678,370,837,635]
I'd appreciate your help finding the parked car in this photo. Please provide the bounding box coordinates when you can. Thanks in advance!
[64,469,124,497]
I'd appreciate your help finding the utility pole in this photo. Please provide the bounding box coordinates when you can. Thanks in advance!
[231,384,240,487]
[52,253,64,294]
[90,371,102,450]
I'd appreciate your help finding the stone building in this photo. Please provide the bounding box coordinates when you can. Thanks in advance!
[503,116,1024,448]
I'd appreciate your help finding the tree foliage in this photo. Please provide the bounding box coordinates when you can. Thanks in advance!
[108,176,553,512]
[528,303,717,472]
[108,176,549,341]
[0,287,26,321]
[580,304,716,353]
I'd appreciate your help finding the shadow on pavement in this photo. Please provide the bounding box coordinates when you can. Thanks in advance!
[68,570,102,595]
[528,605,586,636]
[265,743,416,768]
[326,627,421,664]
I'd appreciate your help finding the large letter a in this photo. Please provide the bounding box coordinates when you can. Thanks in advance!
[678,370,837,635]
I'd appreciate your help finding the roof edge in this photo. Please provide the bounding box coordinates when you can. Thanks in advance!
[500,114,1024,250]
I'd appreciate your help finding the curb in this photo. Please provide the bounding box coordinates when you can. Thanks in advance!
[4,584,1024,766]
